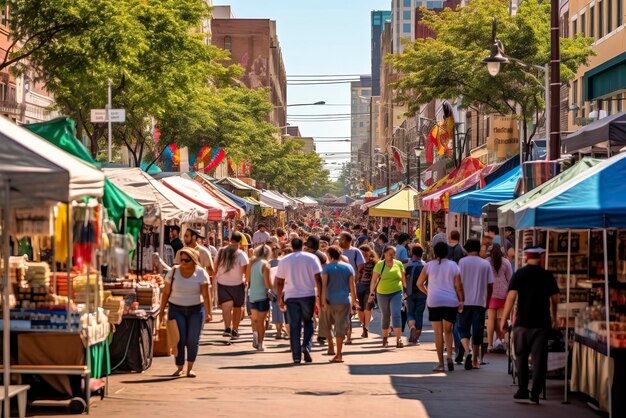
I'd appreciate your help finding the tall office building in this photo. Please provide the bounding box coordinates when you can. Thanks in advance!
[391,0,447,53]
[351,76,373,166]
[372,10,392,96]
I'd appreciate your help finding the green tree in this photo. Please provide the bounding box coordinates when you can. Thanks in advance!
[390,0,594,159]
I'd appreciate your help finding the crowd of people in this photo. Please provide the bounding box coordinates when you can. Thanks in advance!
[157,218,560,405]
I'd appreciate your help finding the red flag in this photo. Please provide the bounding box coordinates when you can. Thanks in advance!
[391,146,404,172]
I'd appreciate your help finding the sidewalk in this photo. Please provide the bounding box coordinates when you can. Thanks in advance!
[33,309,604,418]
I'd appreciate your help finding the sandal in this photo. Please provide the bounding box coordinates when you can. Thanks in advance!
[187,370,197,378]
[382,337,389,348]
[329,356,344,363]
[432,364,445,372]
[396,340,404,348]
[172,369,184,377]
[447,358,455,371]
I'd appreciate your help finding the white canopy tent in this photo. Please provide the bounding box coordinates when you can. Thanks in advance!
[103,167,207,225]
[297,196,319,207]
[260,190,289,210]
[0,116,105,417]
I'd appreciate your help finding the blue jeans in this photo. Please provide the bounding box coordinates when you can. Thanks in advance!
[457,305,486,346]
[377,291,403,329]
[168,303,205,366]
[406,291,427,330]
[285,296,315,362]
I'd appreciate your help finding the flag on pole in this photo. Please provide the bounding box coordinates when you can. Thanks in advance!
[391,146,404,172]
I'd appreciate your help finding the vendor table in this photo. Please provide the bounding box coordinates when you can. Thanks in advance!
[109,307,159,373]
[570,334,626,416]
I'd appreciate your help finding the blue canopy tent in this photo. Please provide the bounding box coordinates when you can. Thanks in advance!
[514,152,626,229]
[511,152,626,416]
[449,166,522,217]
[212,182,257,215]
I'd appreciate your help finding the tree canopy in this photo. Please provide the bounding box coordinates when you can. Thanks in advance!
[390,0,594,158]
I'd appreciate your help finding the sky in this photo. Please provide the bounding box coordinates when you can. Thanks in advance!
[212,0,391,178]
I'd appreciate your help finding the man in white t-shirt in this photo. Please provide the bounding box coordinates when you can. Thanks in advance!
[276,238,323,364]
[457,239,494,370]
[252,224,271,247]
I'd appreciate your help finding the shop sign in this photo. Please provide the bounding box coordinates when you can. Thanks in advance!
[488,115,519,159]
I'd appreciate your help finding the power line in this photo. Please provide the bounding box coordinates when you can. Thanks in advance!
[288,113,371,117]
[287,74,369,77]
[288,80,357,85]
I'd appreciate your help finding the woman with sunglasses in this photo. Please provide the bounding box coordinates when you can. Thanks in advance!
[357,245,378,338]
[159,247,212,377]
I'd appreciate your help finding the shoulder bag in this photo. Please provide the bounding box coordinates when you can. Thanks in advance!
[164,268,180,356]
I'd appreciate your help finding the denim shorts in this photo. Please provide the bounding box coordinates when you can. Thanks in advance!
[457,305,486,345]
[250,299,270,312]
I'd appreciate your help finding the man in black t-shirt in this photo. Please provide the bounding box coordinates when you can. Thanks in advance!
[169,225,183,256]
[501,247,560,404]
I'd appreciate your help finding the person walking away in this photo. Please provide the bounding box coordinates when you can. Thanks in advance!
[159,248,212,377]
[169,225,184,257]
[321,246,358,363]
[268,245,288,339]
[252,224,271,247]
[457,239,494,370]
[417,242,464,372]
[395,233,410,265]
[357,228,370,246]
[276,238,323,364]
[368,246,407,348]
[500,247,559,404]
[431,226,447,246]
[246,245,272,351]
[215,232,249,339]
[447,230,466,263]
[303,235,329,346]
[338,232,365,344]
[487,244,512,352]
[356,245,377,338]
[405,245,426,345]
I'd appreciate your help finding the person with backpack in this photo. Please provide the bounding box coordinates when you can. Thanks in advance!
[395,233,411,264]
[405,245,426,345]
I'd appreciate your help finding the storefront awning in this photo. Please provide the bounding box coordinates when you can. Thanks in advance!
[562,111,626,153]
[161,176,227,221]
[368,186,419,219]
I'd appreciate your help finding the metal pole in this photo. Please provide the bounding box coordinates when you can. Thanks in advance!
[369,97,373,188]
[406,130,411,186]
[107,79,113,163]
[3,178,11,418]
[417,155,422,192]
[544,63,551,161]
[549,0,561,160]
[386,154,391,195]
[564,230,571,403]
[602,229,613,418]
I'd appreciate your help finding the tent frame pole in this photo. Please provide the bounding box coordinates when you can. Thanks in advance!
[3,178,11,418]
[564,230,572,404]
[602,229,613,418]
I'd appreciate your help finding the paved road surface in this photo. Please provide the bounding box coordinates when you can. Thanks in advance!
[28,309,601,418]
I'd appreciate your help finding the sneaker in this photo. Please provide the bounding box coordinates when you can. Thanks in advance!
[231,329,239,339]
[513,389,529,400]
[253,332,259,349]
[529,394,540,405]
[222,327,232,338]
[257,344,265,352]
[361,328,368,338]
[416,340,420,346]
[303,349,313,363]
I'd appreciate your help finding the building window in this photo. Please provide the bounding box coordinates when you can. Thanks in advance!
[427,1,443,8]
[415,1,423,7]
[404,0,411,6]
[581,12,586,36]
[224,36,232,52]
[608,0,613,32]
[403,23,411,33]
[598,0,604,37]
[0,7,7,27]
[618,94,623,113]
[572,18,577,37]
[359,122,364,127]
[618,0,623,26]
[572,79,579,108]
[403,10,411,20]
[590,6,595,38]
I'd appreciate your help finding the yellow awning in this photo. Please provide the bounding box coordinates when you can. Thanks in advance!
[368,186,419,219]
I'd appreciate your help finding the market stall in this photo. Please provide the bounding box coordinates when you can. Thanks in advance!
[297,196,319,208]
[0,116,107,415]
[512,153,626,417]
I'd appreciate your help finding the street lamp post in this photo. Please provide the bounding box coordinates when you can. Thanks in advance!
[414,147,423,192]
[482,18,551,163]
